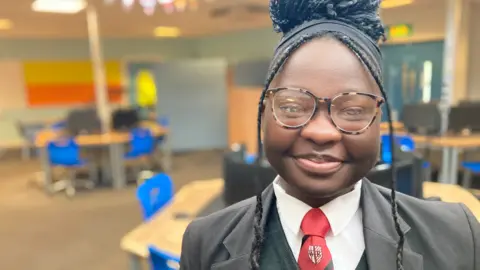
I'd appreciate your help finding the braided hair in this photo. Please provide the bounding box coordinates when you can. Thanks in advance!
[250,0,405,269]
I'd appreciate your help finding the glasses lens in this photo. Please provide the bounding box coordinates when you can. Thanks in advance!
[272,89,315,127]
[331,94,378,132]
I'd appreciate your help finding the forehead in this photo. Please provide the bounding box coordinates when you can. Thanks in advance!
[272,37,379,97]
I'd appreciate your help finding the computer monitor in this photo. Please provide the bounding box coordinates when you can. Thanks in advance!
[449,105,480,133]
[66,108,101,136]
[401,103,441,135]
[112,108,140,131]
[367,151,424,198]
[223,151,277,206]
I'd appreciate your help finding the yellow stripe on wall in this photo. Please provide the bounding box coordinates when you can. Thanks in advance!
[23,61,122,85]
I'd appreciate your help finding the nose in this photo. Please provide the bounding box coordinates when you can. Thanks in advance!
[300,110,342,145]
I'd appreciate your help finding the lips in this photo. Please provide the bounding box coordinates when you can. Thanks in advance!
[293,154,344,175]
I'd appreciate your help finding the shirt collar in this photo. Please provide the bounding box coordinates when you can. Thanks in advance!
[273,176,362,236]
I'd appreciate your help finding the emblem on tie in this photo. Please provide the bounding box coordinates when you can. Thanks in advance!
[308,245,323,264]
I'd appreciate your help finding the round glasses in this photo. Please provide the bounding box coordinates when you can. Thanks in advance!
[266,88,385,134]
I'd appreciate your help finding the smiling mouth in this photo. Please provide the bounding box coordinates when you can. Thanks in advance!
[293,155,344,175]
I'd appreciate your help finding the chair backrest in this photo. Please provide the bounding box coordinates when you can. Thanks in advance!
[136,173,174,220]
[129,128,155,156]
[381,134,416,164]
[47,138,82,166]
[148,246,180,270]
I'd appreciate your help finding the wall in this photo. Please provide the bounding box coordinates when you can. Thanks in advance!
[0,38,196,143]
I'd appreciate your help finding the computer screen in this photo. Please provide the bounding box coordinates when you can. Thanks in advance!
[401,103,441,135]
[449,105,480,133]
[112,108,140,131]
[223,151,276,206]
[66,108,101,136]
[367,153,424,198]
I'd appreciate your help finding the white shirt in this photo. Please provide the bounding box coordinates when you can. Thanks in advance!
[273,177,365,270]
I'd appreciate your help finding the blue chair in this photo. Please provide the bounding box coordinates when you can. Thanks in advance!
[47,138,96,196]
[136,173,174,220]
[125,128,156,159]
[149,245,180,270]
[381,134,431,179]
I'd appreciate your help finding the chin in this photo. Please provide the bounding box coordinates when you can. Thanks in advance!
[282,162,357,200]
[298,176,352,198]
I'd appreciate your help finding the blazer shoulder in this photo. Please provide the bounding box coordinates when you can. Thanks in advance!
[180,196,257,269]
[188,196,256,235]
[376,185,479,253]
[183,196,256,250]
[375,184,472,224]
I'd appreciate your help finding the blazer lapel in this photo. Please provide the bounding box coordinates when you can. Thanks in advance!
[212,184,275,270]
[362,179,423,270]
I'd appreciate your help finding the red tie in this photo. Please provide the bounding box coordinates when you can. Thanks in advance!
[298,208,334,270]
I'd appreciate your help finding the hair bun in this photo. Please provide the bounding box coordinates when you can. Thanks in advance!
[269,0,385,41]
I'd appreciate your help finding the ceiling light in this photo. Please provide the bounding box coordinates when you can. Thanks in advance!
[32,0,87,14]
[0,19,13,30]
[380,0,414,9]
[154,26,181,38]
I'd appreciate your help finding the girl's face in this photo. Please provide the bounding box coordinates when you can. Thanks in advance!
[262,37,382,206]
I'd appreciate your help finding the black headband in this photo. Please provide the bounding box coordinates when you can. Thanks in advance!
[271,19,383,84]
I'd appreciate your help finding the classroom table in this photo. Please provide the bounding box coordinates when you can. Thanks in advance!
[381,127,480,185]
[35,121,170,193]
[120,179,480,270]
[120,178,224,270]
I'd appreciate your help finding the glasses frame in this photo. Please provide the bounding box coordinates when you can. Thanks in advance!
[265,87,385,135]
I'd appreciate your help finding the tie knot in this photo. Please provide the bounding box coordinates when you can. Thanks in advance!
[301,208,331,237]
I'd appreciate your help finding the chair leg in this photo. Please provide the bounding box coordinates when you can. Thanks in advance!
[462,170,473,189]
[65,170,76,197]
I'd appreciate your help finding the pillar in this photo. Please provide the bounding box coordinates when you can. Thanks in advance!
[86,5,110,133]
[439,0,471,133]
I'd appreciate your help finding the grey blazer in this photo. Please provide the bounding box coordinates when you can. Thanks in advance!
[180,179,480,270]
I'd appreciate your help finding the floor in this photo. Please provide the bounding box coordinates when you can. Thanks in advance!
[0,150,223,270]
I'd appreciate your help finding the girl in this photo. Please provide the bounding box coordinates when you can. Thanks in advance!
[180,0,479,269]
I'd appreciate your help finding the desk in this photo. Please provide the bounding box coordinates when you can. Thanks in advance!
[380,121,404,132]
[35,121,170,193]
[120,180,480,270]
[380,130,480,185]
[121,179,223,270]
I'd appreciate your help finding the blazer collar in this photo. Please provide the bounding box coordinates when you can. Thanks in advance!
[213,185,275,270]
[361,179,423,270]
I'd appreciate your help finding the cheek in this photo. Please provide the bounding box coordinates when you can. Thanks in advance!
[344,124,380,160]
[263,113,298,151]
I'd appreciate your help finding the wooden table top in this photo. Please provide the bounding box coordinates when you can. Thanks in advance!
[120,178,224,259]
[380,131,480,148]
[120,179,480,259]
[380,121,405,131]
[423,182,480,221]
[35,121,167,148]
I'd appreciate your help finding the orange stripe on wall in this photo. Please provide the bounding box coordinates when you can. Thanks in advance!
[27,84,122,106]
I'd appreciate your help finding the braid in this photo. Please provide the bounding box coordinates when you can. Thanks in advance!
[250,33,326,270]
[249,195,264,270]
[331,32,405,270]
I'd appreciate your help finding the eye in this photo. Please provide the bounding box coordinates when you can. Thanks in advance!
[280,104,303,113]
[342,107,364,115]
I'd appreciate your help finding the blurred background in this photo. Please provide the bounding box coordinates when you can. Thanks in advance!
[0,0,479,269]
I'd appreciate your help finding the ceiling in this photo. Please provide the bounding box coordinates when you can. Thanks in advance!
[0,0,470,39]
